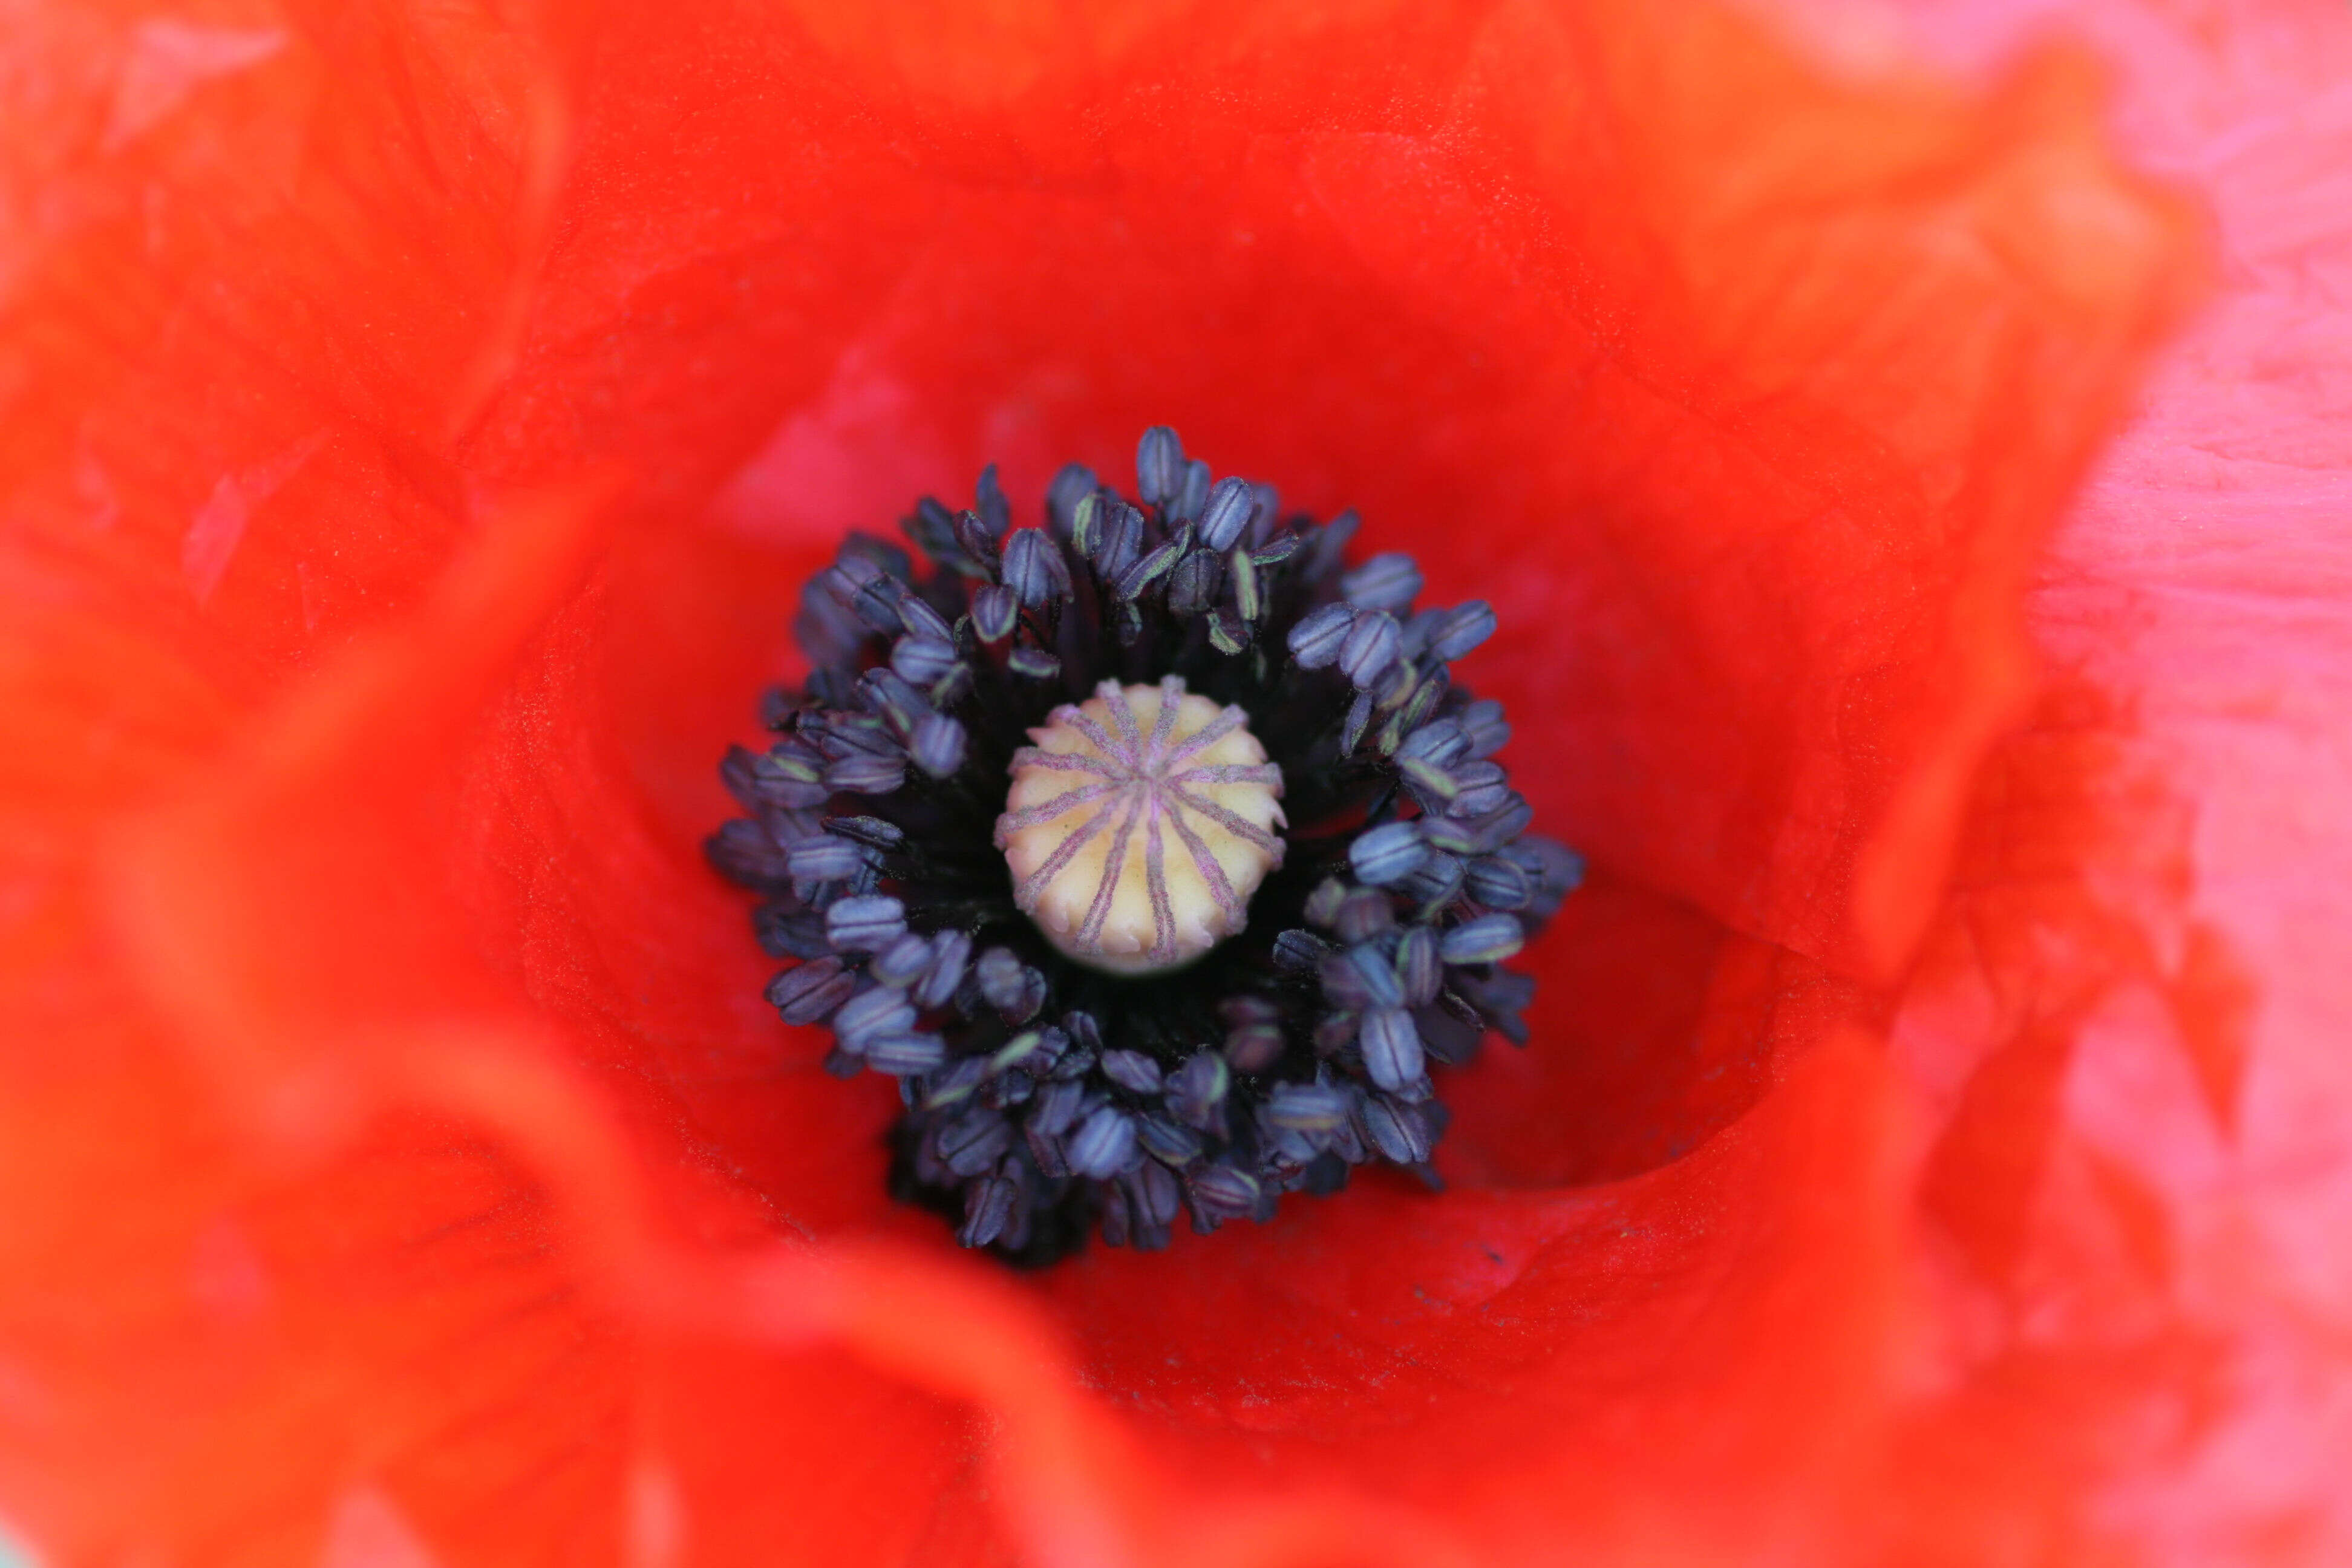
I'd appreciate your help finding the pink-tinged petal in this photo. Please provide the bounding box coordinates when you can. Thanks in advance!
[1835,1,2352,1560]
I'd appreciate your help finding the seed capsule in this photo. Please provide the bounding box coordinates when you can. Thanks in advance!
[995,676,1285,975]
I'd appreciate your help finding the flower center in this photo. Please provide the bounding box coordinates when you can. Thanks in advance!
[710,426,1583,1262]
[996,676,1285,975]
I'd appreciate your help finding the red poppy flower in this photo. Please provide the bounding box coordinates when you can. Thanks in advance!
[4,0,2339,1562]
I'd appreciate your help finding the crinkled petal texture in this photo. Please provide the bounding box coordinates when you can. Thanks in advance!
[0,0,2265,1564]
[1846,2,2352,1563]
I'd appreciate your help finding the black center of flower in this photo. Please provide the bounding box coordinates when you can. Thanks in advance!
[709,426,1581,1265]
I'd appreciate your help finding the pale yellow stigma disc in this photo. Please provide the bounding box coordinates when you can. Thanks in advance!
[994,676,1285,975]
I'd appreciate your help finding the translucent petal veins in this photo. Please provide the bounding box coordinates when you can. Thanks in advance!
[707,430,1576,1264]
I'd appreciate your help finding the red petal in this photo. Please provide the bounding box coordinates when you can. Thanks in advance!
[0,0,2216,1564]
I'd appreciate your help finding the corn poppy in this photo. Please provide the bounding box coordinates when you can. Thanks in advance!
[4,0,2334,1564]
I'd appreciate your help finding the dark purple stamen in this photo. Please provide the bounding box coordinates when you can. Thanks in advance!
[708,426,1581,1264]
